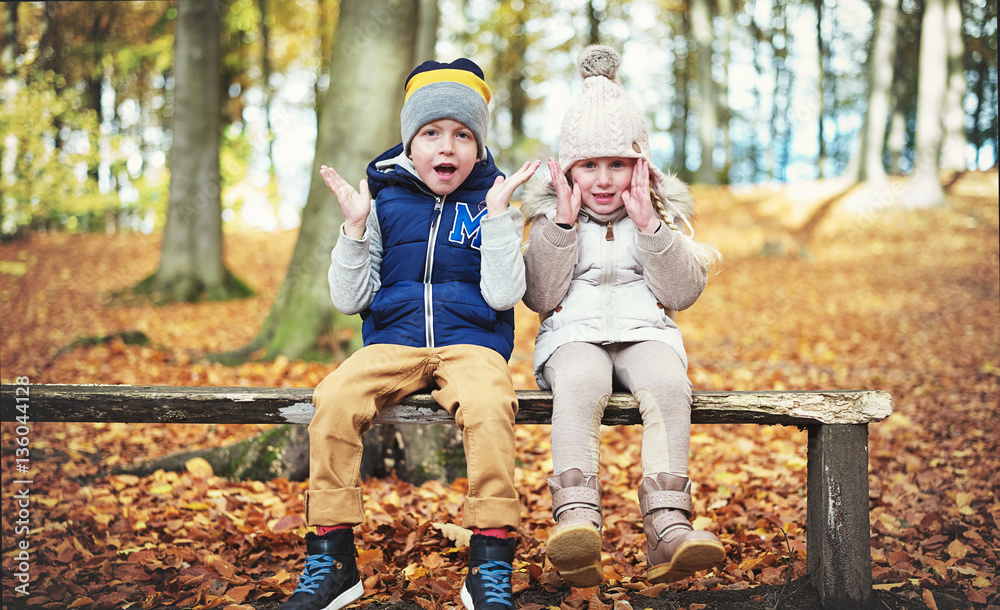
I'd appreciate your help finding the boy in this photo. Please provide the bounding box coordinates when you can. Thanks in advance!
[281,58,540,610]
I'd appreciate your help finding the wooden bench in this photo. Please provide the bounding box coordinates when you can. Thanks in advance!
[1,384,891,609]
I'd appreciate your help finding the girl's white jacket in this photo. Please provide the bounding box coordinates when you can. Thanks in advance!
[521,178,708,389]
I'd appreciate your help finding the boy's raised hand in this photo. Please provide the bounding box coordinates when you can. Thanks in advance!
[485,159,542,218]
[321,165,370,239]
[622,158,659,233]
[549,158,581,226]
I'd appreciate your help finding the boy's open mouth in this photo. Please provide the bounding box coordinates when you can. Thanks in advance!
[435,164,457,177]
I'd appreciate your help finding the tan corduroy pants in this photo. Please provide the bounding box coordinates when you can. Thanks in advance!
[307,343,520,530]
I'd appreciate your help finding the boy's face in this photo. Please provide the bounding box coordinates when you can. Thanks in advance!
[408,119,480,196]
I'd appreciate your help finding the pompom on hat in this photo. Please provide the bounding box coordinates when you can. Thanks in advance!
[401,58,491,160]
[558,45,690,226]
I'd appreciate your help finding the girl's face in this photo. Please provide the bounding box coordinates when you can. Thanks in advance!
[569,157,637,214]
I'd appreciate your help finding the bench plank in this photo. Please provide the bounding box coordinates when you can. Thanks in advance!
[1,384,892,426]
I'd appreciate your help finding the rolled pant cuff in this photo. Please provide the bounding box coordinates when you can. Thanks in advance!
[462,496,521,531]
[305,488,365,527]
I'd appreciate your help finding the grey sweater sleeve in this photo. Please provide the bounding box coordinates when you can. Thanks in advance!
[479,206,526,311]
[328,204,382,315]
[523,215,578,313]
[636,220,707,311]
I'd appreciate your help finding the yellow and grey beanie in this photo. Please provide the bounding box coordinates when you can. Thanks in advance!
[401,58,491,160]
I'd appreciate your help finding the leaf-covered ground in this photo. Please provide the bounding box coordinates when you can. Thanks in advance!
[2,172,998,610]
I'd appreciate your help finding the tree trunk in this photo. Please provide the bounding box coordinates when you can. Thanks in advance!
[363,424,467,484]
[749,15,764,180]
[33,2,55,74]
[135,0,252,303]
[673,12,690,179]
[315,0,336,120]
[903,0,948,208]
[1,2,18,235]
[691,0,717,184]
[886,5,918,175]
[939,0,967,171]
[453,0,470,54]
[2,3,17,76]
[223,0,418,363]
[110,425,311,482]
[257,0,276,176]
[717,0,733,183]
[103,423,460,485]
[815,0,827,178]
[586,0,601,45]
[885,109,907,174]
[508,11,528,148]
[415,0,439,62]
[848,0,898,184]
[970,49,984,169]
[772,0,790,181]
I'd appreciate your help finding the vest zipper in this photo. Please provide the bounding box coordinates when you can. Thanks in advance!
[423,196,445,347]
[605,221,614,240]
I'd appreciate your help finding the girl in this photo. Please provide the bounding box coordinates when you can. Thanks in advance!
[522,46,724,588]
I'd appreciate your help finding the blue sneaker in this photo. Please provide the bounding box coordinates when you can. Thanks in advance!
[281,531,363,610]
[460,534,516,609]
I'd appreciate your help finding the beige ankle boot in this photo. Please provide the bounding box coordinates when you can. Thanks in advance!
[638,473,725,584]
[545,468,603,587]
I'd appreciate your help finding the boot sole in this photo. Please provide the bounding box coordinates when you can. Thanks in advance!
[322,579,364,610]
[647,539,725,584]
[546,524,603,587]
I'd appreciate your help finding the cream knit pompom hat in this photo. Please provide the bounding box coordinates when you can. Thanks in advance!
[558,45,650,171]
[557,45,694,229]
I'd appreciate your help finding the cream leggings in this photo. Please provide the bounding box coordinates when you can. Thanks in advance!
[542,340,692,479]
[308,343,520,530]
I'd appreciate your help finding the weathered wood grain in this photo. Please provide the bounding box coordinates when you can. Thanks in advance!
[1,384,892,426]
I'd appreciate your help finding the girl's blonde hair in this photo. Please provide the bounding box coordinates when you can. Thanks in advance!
[650,189,723,273]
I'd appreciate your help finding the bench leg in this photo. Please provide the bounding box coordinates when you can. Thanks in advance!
[807,424,873,610]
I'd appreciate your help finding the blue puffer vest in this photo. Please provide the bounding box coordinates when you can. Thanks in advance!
[360,144,515,359]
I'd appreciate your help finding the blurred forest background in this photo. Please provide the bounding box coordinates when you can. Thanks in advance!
[1,1,999,609]
[2,0,997,359]
[3,0,997,234]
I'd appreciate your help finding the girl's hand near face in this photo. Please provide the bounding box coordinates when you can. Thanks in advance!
[549,158,581,226]
[321,165,370,239]
[622,158,659,233]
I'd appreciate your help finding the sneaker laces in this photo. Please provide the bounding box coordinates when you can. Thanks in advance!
[293,553,335,594]
[476,560,513,606]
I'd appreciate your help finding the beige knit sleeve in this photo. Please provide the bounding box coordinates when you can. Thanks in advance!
[636,221,708,312]
[523,215,577,313]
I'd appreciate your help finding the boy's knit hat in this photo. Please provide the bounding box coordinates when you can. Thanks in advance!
[401,58,491,160]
